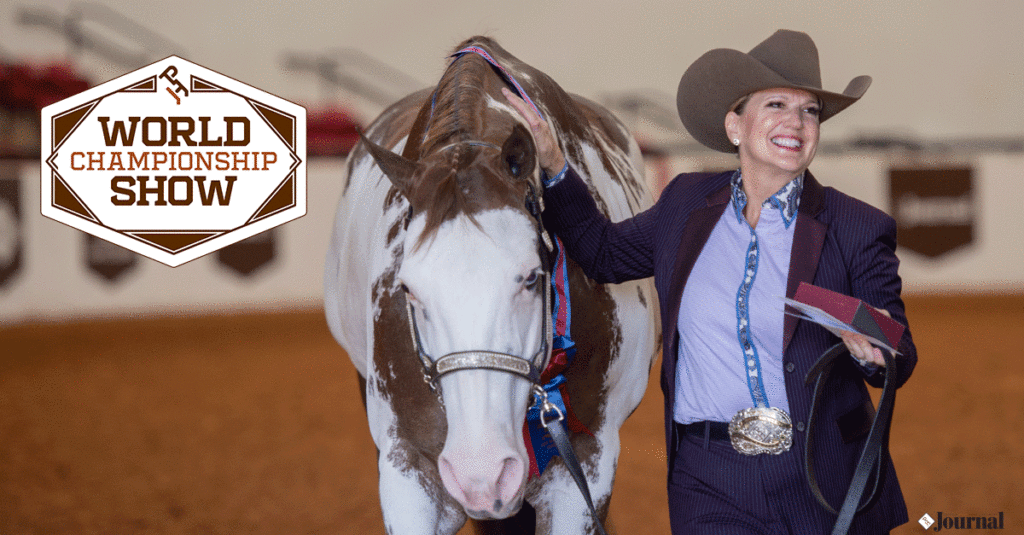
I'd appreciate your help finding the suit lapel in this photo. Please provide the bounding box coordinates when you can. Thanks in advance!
[783,171,828,355]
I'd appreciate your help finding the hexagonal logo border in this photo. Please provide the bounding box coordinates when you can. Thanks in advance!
[40,56,306,267]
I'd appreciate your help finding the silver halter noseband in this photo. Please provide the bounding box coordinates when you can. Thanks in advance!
[402,267,553,392]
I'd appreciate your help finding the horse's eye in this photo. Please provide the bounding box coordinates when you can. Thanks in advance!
[523,270,540,288]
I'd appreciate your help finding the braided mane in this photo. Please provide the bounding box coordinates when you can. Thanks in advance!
[406,45,525,248]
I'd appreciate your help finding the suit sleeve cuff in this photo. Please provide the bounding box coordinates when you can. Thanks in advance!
[851,354,881,377]
[542,162,570,188]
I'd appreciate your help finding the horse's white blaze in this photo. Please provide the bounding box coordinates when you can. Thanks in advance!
[398,209,543,358]
[399,208,542,518]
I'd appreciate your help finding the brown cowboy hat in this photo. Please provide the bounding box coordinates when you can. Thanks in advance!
[677,29,872,153]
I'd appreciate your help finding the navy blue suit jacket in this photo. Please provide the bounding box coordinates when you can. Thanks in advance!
[542,168,917,530]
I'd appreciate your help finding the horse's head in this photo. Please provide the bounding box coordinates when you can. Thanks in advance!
[362,44,552,519]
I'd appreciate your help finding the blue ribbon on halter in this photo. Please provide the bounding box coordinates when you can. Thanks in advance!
[526,374,568,474]
[525,237,580,475]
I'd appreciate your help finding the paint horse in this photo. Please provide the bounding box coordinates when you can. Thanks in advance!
[324,37,658,534]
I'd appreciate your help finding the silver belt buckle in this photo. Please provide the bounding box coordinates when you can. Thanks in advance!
[728,407,793,455]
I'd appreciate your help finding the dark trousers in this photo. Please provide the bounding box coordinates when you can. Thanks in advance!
[668,422,872,535]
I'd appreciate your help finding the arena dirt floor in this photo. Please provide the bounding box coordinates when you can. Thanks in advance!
[1,294,1021,534]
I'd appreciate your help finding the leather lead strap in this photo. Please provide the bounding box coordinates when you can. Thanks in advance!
[544,414,610,535]
[804,343,898,535]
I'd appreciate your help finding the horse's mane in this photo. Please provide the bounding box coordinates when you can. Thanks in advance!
[406,41,523,250]
[402,35,629,252]
[419,53,482,155]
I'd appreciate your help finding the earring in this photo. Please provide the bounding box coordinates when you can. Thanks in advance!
[733,138,740,146]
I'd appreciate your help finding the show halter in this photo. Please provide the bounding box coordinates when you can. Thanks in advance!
[403,45,607,535]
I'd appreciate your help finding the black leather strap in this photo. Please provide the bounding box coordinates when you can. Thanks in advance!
[804,343,898,535]
[545,419,609,535]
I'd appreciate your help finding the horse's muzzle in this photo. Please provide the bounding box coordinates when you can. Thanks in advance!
[438,451,526,519]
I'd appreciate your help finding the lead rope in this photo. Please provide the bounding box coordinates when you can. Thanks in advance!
[534,386,610,535]
[804,343,898,534]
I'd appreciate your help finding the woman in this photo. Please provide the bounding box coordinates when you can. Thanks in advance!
[505,30,917,533]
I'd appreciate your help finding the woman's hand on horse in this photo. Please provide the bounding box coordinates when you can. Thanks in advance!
[502,87,567,177]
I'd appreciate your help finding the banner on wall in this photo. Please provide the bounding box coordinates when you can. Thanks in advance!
[40,56,306,267]
[0,163,22,289]
[84,233,139,283]
[889,167,974,258]
[216,229,276,277]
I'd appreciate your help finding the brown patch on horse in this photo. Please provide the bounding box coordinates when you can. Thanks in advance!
[372,280,457,507]
[558,255,619,448]
[406,147,527,251]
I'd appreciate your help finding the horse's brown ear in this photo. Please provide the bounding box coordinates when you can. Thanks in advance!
[361,133,418,196]
[501,123,536,180]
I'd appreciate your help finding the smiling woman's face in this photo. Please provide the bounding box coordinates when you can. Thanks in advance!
[725,87,822,180]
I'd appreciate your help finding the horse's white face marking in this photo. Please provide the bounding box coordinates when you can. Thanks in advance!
[485,95,531,128]
[398,208,543,519]
[325,39,660,534]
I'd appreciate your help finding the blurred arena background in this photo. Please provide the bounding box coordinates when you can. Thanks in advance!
[2,1,1022,533]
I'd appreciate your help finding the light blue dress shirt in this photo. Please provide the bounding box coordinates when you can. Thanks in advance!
[674,171,802,425]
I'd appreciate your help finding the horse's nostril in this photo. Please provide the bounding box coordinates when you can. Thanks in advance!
[496,456,524,504]
[493,499,503,513]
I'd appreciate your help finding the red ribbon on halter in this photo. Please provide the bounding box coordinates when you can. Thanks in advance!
[523,237,594,479]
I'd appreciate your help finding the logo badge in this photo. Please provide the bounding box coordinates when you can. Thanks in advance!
[889,167,974,259]
[41,56,306,267]
[919,513,936,530]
